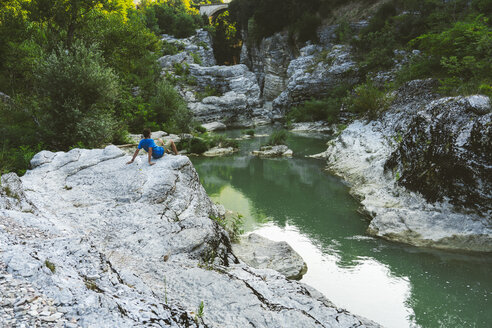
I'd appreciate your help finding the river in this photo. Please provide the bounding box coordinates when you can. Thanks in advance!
[190,127,492,328]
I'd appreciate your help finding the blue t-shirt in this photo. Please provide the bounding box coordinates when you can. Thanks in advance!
[138,139,164,159]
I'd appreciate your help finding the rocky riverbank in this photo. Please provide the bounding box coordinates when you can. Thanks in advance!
[315,80,492,252]
[0,146,378,327]
[159,30,273,127]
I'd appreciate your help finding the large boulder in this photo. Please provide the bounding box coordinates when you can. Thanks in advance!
[252,145,293,157]
[320,79,492,252]
[0,145,378,327]
[232,233,307,280]
[385,95,491,217]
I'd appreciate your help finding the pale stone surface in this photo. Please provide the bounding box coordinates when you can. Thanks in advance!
[321,80,492,252]
[291,121,335,133]
[273,45,359,114]
[252,145,293,157]
[201,122,227,131]
[159,29,215,68]
[232,233,307,280]
[0,145,378,327]
[203,147,237,157]
[241,31,295,101]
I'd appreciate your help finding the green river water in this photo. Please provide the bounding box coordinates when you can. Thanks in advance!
[190,127,492,328]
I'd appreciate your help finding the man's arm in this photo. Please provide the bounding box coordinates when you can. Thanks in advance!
[148,147,155,166]
[127,149,140,164]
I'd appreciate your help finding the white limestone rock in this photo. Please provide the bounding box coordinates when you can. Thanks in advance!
[0,145,379,327]
[232,233,307,280]
[203,147,236,157]
[252,145,293,157]
[201,122,227,131]
[273,45,359,114]
[324,80,492,252]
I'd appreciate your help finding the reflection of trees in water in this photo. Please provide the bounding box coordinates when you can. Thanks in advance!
[194,155,364,238]
[193,154,492,328]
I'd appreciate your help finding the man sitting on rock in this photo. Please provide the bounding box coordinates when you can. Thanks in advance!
[127,128,178,166]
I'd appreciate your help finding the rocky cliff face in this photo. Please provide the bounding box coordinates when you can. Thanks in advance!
[185,64,262,125]
[240,32,296,101]
[0,146,378,327]
[317,80,492,252]
[159,29,216,68]
[159,30,270,127]
[240,28,360,117]
[272,44,359,115]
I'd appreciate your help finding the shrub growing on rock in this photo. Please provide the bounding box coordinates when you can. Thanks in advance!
[34,41,120,149]
[149,79,193,133]
[346,81,392,119]
[266,129,288,146]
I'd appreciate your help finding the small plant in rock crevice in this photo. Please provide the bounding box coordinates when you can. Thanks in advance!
[45,260,56,273]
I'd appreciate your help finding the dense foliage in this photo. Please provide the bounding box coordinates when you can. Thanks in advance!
[229,0,347,42]
[247,0,492,122]
[351,0,492,95]
[139,0,208,38]
[0,0,208,175]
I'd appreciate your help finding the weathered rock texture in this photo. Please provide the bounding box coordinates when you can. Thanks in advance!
[185,64,262,124]
[232,233,307,280]
[252,145,293,157]
[241,32,296,101]
[159,29,216,68]
[159,30,271,127]
[317,79,492,252]
[272,44,359,115]
[0,146,378,327]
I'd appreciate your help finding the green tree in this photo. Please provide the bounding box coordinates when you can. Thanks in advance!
[34,41,120,148]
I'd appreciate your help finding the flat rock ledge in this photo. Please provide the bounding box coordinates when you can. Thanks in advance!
[232,233,307,280]
[202,147,237,157]
[0,145,378,327]
[201,122,227,132]
[252,145,293,157]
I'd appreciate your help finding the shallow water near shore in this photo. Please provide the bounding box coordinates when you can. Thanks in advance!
[190,127,492,328]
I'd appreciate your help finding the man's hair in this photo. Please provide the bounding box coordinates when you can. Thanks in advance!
[143,128,151,138]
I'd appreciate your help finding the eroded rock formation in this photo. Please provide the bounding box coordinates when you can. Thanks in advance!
[318,80,492,252]
[0,146,378,327]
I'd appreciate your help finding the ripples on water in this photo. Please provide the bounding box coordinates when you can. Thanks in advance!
[191,128,492,328]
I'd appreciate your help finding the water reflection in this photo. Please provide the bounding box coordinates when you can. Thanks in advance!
[191,130,492,328]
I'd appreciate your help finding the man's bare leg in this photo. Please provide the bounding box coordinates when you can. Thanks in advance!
[169,140,179,155]
[158,138,179,155]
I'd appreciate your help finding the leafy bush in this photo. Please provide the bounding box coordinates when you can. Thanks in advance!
[287,84,349,123]
[244,129,255,136]
[295,12,321,43]
[140,0,204,38]
[188,138,209,154]
[266,129,288,146]
[195,125,207,134]
[34,41,120,149]
[346,81,392,119]
[209,135,239,149]
[149,79,193,133]
[410,16,492,96]
[173,62,190,76]
[288,98,341,123]
[190,52,202,65]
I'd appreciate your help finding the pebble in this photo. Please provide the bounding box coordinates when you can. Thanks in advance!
[0,260,68,327]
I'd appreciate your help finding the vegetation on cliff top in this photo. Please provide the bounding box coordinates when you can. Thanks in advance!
[229,0,491,122]
[0,0,212,175]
